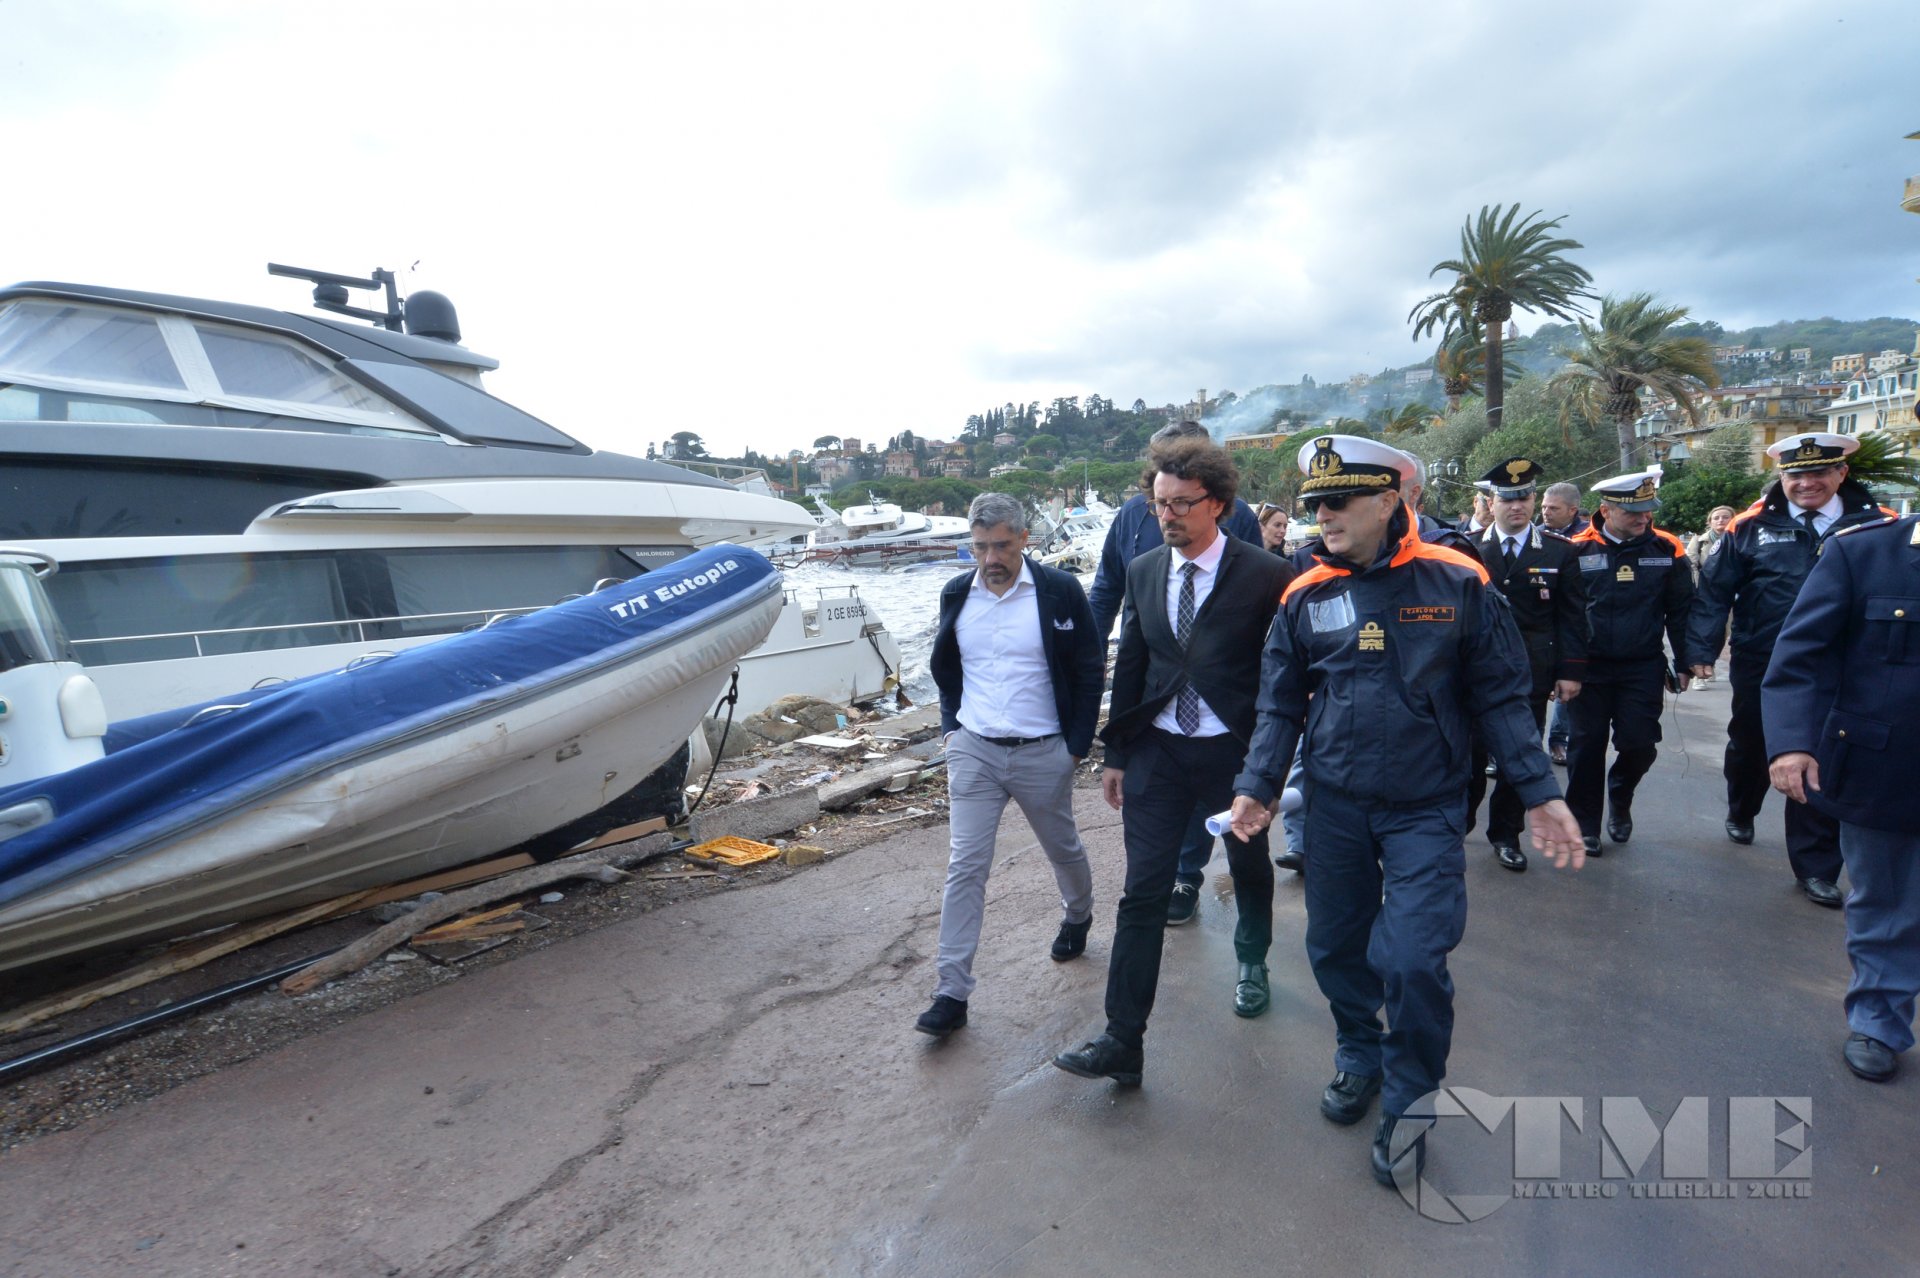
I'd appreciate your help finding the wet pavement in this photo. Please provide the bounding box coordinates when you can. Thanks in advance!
[1,683,1915,1277]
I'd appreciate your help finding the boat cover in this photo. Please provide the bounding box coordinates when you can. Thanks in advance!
[0,544,777,908]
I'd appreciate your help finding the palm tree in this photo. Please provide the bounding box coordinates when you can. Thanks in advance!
[1374,402,1435,436]
[1842,430,1920,493]
[1431,318,1525,412]
[1409,204,1594,429]
[1549,293,1719,470]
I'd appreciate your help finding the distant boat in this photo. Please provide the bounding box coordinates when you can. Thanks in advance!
[0,544,783,974]
[777,494,971,567]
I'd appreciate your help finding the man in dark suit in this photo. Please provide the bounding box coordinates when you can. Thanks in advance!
[1088,419,1265,926]
[1469,458,1589,871]
[1053,438,1294,1086]
[1764,512,1920,1082]
[918,493,1106,1038]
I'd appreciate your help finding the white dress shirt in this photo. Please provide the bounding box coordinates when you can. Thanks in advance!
[1152,534,1232,738]
[955,560,1061,738]
[1799,493,1846,537]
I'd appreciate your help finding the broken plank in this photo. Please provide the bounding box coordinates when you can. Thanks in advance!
[0,889,379,1037]
[569,815,670,854]
[323,854,536,918]
[280,857,628,995]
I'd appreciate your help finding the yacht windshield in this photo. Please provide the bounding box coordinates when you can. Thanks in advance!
[0,560,77,672]
[0,299,442,440]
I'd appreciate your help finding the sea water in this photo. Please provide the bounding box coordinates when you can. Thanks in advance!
[779,558,1098,705]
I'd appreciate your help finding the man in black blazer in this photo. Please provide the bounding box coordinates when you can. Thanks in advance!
[1053,438,1294,1086]
[917,493,1105,1039]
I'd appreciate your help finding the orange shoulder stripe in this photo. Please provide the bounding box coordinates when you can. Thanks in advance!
[1571,523,1605,544]
[1283,562,1348,602]
[1652,527,1688,555]
[1726,503,1766,532]
[1394,537,1490,583]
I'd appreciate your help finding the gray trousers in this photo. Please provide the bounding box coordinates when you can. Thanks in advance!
[936,730,1094,1001]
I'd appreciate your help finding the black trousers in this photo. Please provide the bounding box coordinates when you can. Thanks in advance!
[1487,694,1551,844]
[1566,657,1664,836]
[1104,729,1274,1049]
[1467,684,1548,838]
[1726,653,1843,881]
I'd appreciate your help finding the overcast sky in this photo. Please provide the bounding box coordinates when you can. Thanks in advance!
[3,0,1914,459]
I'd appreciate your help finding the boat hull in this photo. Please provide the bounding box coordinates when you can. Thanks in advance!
[0,547,784,972]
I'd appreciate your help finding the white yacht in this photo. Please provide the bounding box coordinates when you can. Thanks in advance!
[788,494,970,567]
[0,267,900,816]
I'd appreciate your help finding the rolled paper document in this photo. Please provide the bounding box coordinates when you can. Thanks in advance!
[1205,787,1303,837]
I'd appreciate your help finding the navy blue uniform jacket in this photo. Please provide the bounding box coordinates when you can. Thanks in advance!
[1687,479,1893,666]
[1567,522,1693,664]
[1234,506,1560,812]
[1099,537,1293,770]
[1762,513,1920,832]
[930,556,1105,758]
[1088,493,1264,640]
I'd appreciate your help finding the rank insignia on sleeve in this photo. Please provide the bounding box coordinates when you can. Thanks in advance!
[1357,621,1386,651]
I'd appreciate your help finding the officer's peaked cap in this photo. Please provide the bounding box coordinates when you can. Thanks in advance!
[1592,467,1663,513]
[1479,457,1542,498]
[1296,434,1405,498]
[1767,432,1858,472]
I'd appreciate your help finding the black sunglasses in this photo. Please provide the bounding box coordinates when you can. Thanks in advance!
[1303,493,1358,514]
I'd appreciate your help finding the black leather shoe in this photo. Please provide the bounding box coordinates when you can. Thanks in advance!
[914,995,967,1038]
[1606,802,1633,845]
[1493,842,1527,872]
[1725,819,1755,845]
[1233,963,1270,1018]
[1321,1071,1382,1125]
[1050,916,1093,961]
[1053,1033,1143,1086]
[1549,743,1568,766]
[1843,1032,1898,1082]
[1582,834,1602,858]
[1274,848,1305,872]
[1166,882,1199,926]
[1800,877,1843,909]
[1371,1113,1428,1187]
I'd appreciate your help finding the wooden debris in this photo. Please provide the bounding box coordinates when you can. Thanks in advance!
[280,857,628,995]
[408,901,524,943]
[324,854,535,918]
[0,889,378,1036]
[569,815,670,855]
[795,733,864,751]
[683,835,781,866]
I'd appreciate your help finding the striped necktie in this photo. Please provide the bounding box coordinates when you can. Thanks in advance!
[1176,561,1200,734]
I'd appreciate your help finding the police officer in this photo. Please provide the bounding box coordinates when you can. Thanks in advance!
[1687,432,1893,909]
[1564,470,1694,855]
[1227,435,1584,1188]
[1470,458,1589,872]
[1764,513,1920,1082]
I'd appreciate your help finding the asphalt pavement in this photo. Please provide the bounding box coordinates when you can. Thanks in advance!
[0,682,1914,1278]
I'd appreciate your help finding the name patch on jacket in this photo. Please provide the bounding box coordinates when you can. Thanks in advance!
[1308,593,1357,633]
[1399,606,1456,624]
[1757,529,1795,545]
[1580,554,1607,572]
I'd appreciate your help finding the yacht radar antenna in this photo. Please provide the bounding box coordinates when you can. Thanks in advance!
[267,262,404,331]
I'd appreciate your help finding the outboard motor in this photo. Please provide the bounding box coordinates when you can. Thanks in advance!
[0,549,107,786]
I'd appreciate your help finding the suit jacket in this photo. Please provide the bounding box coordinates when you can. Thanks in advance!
[1477,523,1590,692]
[1100,536,1293,769]
[930,556,1105,757]
[1762,513,1920,832]
[1087,493,1266,640]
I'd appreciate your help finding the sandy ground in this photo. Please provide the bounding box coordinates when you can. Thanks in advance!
[1,687,1917,1277]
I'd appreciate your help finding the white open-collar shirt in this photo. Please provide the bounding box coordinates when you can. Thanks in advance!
[955,559,1060,738]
